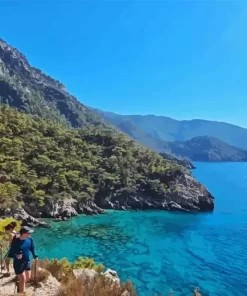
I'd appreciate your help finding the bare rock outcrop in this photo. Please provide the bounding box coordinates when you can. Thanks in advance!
[0,207,49,228]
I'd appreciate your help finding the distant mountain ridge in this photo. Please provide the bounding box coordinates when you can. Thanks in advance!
[95,109,247,151]
[164,136,247,162]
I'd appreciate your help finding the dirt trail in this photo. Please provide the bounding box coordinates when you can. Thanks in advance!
[0,266,59,296]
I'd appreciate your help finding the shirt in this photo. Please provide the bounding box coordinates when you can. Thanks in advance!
[8,237,38,262]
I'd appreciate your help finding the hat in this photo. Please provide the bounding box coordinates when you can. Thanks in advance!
[20,226,34,235]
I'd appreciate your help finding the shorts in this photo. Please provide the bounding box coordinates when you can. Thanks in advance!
[13,260,32,275]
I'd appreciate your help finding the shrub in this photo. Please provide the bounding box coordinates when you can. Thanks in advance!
[71,257,105,273]
[37,257,105,283]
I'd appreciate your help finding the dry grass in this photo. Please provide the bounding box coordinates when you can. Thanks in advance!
[57,274,137,296]
[37,258,72,283]
[30,261,50,284]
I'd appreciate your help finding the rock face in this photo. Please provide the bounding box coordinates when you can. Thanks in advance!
[73,268,98,281]
[23,197,79,218]
[1,170,213,225]
[13,170,214,222]
[0,207,49,228]
[26,170,214,218]
[23,198,105,219]
[96,170,214,212]
[103,269,120,284]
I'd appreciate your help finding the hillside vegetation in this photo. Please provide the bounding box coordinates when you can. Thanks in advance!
[0,106,188,211]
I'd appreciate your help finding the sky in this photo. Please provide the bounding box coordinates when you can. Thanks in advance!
[1,0,247,127]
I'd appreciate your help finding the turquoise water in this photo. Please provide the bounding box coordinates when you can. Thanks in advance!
[33,163,247,296]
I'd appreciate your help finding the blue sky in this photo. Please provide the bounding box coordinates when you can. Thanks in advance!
[1,0,247,127]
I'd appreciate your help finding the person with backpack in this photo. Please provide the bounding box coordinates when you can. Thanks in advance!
[8,226,38,293]
[4,221,17,276]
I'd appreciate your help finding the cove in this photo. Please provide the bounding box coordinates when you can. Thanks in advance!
[33,163,247,296]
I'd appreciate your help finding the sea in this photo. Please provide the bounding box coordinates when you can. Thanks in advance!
[33,163,247,296]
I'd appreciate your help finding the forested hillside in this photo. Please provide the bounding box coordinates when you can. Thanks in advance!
[0,106,214,215]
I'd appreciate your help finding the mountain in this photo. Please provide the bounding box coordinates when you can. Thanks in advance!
[164,136,247,162]
[95,110,247,151]
[0,38,195,170]
[0,38,103,127]
[0,38,214,221]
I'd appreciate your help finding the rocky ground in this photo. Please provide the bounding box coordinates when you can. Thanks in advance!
[0,266,128,296]
[0,267,60,296]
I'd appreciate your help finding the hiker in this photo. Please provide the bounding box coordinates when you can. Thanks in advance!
[4,221,17,276]
[8,226,38,293]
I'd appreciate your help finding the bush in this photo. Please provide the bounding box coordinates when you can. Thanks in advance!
[71,257,105,273]
[29,258,137,296]
[37,257,105,283]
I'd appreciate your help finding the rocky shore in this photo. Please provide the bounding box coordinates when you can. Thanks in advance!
[0,169,214,227]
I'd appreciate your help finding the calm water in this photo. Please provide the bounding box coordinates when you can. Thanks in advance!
[33,163,247,296]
